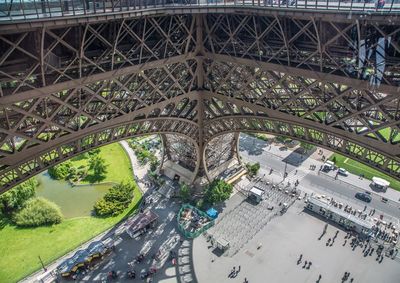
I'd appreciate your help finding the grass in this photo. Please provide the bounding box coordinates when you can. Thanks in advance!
[0,142,141,283]
[72,143,134,184]
[329,153,400,192]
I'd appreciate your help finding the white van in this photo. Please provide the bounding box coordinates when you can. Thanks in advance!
[323,160,335,171]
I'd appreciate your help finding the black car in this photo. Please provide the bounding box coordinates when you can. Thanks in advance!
[355,192,372,203]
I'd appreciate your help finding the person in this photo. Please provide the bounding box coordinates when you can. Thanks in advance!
[376,0,385,9]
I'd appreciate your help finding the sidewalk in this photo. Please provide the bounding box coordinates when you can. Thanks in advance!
[119,140,151,194]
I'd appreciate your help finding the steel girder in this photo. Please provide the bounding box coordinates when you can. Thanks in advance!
[1,13,400,193]
[202,13,400,87]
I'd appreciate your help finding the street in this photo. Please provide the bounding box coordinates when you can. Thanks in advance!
[239,134,400,221]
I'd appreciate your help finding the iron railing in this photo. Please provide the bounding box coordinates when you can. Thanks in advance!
[0,0,399,22]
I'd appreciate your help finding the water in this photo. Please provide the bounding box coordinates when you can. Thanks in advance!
[36,172,112,218]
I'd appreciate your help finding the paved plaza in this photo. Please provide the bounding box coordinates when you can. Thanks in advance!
[194,200,400,283]
[207,180,296,257]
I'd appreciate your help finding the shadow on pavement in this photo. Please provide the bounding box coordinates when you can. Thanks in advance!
[282,147,315,167]
[238,134,268,156]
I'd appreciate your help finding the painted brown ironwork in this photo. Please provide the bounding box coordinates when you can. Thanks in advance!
[0,11,400,192]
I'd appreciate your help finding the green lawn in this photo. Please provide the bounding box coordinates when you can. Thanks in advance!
[72,142,134,184]
[329,153,400,192]
[0,142,141,283]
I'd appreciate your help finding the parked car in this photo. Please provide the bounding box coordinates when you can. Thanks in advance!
[338,168,348,176]
[355,192,372,203]
[322,161,335,172]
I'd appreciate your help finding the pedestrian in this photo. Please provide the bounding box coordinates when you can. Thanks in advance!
[238,265,241,272]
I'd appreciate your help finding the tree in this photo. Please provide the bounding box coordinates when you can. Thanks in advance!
[149,156,160,171]
[13,197,63,227]
[246,162,260,177]
[48,161,72,180]
[89,155,108,180]
[300,142,314,151]
[0,178,37,215]
[204,179,233,205]
[94,182,135,216]
[179,183,191,202]
[87,148,101,157]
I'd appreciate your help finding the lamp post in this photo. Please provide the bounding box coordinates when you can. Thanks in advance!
[38,255,47,272]
[283,161,288,180]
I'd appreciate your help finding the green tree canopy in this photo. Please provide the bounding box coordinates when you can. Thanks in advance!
[0,178,37,215]
[48,161,73,180]
[87,148,101,157]
[89,155,108,180]
[300,142,315,151]
[94,182,135,216]
[179,183,191,203]
[204,179,233,205]
[246,162,260,177]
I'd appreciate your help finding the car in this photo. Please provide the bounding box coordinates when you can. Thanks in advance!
[355,192,372,203]
[338,168,348,176]
[322,161,335,171]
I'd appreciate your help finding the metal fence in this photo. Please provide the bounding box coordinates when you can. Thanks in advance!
[0,0,399,22]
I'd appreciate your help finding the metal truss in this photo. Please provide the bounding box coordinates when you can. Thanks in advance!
[161,133,198,172]
[204,133,239,172]
[202,14,400,87]
[1,12,400,192]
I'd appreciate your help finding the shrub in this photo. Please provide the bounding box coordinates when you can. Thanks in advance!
[204,179,233,205]
[13,197,63,227]
[94,182,135,216]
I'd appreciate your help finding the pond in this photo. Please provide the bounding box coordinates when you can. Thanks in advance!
[36,172,112,218]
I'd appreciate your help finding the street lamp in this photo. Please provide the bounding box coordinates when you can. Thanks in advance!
[38,255,47,272]
[283,161,288,180]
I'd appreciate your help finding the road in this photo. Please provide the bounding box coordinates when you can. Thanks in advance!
[239,134,400,220]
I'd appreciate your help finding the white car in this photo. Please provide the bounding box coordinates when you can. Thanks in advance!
[338,168,348,176]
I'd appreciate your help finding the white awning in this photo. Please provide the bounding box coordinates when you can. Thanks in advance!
[250,186,264,197]
[372,177,390,187]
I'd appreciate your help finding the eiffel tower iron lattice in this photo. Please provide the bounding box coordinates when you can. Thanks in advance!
[0,10,400,193]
